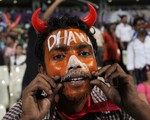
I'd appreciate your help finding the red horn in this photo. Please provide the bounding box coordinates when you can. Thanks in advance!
[31,8,48,33]
[82,4,97,28]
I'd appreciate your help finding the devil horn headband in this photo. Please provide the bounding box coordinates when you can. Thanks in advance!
[31,3,97,33]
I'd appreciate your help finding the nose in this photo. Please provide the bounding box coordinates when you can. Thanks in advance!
[67,55,87,71]
[69,66,81,71]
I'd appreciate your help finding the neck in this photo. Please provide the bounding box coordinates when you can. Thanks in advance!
[138,33,146,42]
[57,95,89,116]
[122,22,127,25]
[138,31,147,37]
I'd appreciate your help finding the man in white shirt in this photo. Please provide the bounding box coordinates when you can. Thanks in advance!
[127,17,150,84]
[115,15,133,50]
[115,15,133,73]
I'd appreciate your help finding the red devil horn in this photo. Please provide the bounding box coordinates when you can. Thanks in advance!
[82,4,97,28]
[31,8,48,33]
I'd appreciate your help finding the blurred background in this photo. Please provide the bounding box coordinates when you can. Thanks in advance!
[0,0,150,119]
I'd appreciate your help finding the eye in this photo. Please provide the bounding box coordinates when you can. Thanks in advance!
[53,54,66,60]
[79,51,91,57]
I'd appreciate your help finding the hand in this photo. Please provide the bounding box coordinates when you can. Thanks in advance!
[90,63,139,110]
[21,73,62,120]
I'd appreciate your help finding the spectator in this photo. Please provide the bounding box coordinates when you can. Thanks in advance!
[137,65,150,105]
[115,15,133,73]
[115,15,133,50]
[4,35,17,72]
[102,23,120,65]
[127,17,150,84]
[10,44,26,66]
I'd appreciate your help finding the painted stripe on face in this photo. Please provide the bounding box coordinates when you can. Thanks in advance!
[47,30,92,51]
[66,55,89,72]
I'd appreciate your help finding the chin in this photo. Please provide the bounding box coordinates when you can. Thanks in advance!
[61,80,91,102]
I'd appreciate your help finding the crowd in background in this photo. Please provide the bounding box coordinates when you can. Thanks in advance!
[0,0,150,118]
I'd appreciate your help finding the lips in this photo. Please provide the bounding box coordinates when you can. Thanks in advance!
[61,71,91,83]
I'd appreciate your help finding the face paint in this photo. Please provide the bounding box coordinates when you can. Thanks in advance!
[44,28,98,101]
[47,29,92,51]
[66,55,89,73]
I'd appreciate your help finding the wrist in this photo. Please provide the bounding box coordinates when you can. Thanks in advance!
[124,98,150,120]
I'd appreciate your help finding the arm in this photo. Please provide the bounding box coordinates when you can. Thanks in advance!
[126,99,150,120]
[91,63,150,120]
[42,0,64,22]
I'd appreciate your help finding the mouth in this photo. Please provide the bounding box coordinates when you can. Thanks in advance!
[61,71,91,83]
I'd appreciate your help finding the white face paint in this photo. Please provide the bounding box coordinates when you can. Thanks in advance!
[47,29,92,51]
[66,55,89,73]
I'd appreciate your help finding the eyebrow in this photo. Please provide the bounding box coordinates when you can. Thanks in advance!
[50,45,70,52]
[74,44,92,50]
[49,44,92,53]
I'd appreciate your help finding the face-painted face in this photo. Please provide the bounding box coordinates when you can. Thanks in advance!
[44,28,98,101]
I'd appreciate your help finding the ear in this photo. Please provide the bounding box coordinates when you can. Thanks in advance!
[38,63,46,74]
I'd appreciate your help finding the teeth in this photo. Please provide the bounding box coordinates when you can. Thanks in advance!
[71,77,83,81]
[72,78,78,81]
[77,78,82,80]
[61,71,90,82]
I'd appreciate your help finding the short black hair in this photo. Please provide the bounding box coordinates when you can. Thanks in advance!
[34,16,97,64]
[133,17,145,26]
[119,15,127,19]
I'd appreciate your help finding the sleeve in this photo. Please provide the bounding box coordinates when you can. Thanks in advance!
[137,83,146,94]
[2,100,22,120]
[127,42,134,71]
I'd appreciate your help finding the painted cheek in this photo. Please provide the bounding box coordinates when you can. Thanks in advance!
[46,61,68,77]
[44,44,67,77]
[82,58,98,72]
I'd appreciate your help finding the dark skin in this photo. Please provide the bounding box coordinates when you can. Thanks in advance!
[20,69,62,120]
[20,63,150,120]
[91,63,150,120]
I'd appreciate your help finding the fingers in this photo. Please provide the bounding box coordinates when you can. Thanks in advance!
[92,63,126,85]
[23,73,61,98]
[107,71,128,84]
[38,73,57,88]
[92,65,111,77]
[49,83,63,101]
[25,76,52,96]
[104,63,125,80]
